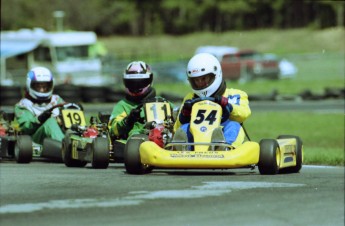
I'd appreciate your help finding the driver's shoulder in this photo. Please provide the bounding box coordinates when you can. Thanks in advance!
[183,92,195,101]
[225,88,248,96]
[51,94,64,103]
[16,98,33,109]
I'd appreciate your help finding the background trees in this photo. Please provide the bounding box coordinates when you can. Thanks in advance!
[1,0,344,36]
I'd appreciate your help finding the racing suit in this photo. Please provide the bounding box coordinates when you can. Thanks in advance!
[14,94,65,144]
[109,88,174,139]
[109,99,147,139]
[174,81,251,147]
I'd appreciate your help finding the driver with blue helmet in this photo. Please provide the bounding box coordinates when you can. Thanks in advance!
[14,67,65,145]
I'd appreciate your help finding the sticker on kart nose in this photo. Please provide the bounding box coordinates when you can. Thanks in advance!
[200,126,207,132]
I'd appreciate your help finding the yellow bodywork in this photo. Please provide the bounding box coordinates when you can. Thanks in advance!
[140,141,260,169]
[277,138,300,169]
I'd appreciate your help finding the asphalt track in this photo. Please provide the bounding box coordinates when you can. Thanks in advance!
[0,162,344,226]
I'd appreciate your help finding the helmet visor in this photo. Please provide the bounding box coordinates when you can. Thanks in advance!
[123,78,151,93]
[188,73,216,90]
[31,81,53,93]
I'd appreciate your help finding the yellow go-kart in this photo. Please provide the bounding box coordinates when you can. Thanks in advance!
[124,97,303,175]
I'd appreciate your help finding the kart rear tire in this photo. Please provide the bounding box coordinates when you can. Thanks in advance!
[277,135,303,173]
[258,139,280,175]
[54,84,83,103]
[15,135,33,163]
[124,134,150,174]
[62,132,87,167]
[91,137,110,169]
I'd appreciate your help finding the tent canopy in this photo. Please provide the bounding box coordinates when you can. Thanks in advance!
[0,40,41,58]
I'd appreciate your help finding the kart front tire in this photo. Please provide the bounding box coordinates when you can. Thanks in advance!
[124,134,150,174]
[15,135,33,163]
[62,132,87,167]
[91,137,109,169]
[258,139,280,175]
[277,135,303,173]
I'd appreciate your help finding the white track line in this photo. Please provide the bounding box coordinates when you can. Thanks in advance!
[0,181,304,214]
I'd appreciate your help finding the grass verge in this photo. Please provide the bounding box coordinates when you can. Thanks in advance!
[245,112,344,166]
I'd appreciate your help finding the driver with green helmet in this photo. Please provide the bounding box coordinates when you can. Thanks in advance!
[109,61,174,139]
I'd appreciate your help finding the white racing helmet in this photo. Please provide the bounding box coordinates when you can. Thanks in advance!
[186,53,223,97]
[26,67,54,101]
[123,61,153,97]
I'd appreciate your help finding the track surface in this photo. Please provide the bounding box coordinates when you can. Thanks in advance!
[0,162,344,226]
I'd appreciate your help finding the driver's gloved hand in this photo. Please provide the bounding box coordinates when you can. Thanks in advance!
[215,96,233,112]
[215,96,229,107]
[38,109,52,124]
[125,108,141,126]
[215,96,233,123]
[182,99,193,116]
[179,99,193,124]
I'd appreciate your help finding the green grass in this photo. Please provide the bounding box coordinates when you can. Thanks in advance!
[100,28,344,166]
[244,112,344,166]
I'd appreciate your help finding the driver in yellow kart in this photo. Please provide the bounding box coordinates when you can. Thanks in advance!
[174,53,251,148]
[14,67,65,145]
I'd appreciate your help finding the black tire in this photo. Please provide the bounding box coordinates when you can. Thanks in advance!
[124,134,150,174]
[91,137,110,169]
[105,88,126,103]
[41,138,63,162]
[62,131,87,167]
[81,86,106,103]
[277,135,303,173]
[258,139,280,175]
[15,135,33,163]
[54,85,83,103]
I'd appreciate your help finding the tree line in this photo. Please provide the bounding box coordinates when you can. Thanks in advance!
[1,0,344,36]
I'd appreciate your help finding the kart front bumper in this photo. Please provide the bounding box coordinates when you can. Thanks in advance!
[140,141,260,169]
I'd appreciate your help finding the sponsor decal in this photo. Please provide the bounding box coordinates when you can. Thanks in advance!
[200,126,207,132]
[284,156,294,163]
[228,95,240,105]
[198,102,217,106]
[284,145,296,153]
[72,140,78,159]
[170,153,224,158]
[124,74,149,79]
[191,68,199,74]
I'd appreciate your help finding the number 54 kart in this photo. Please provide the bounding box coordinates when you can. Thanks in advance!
[124,97,303,175]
